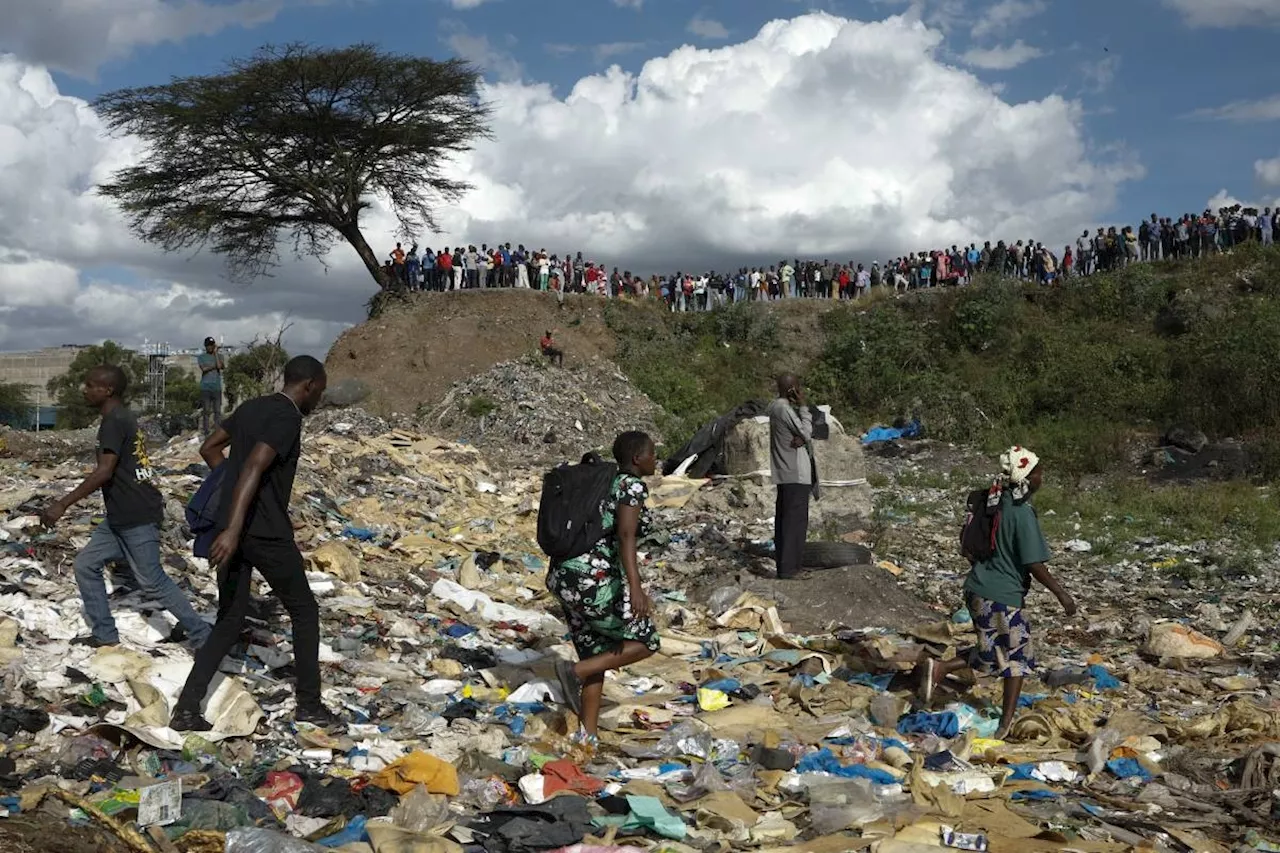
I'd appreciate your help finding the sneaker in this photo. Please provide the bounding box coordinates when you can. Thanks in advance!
[555,659,583,718]
[569,729,599,749]
[296,705,343,729]
[71,636,117,649]
[169,708,213,732]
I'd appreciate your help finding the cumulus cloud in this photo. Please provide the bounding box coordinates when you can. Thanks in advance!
[1257,157,1280,187]
[0,56,375,356]
[0,12,1139,358]
[970,0,1047,40]
[961,40,1044,70]
[1164,0,1280,28]
[0,0,287,77]
[1187,95,1280,122]
[688,16,730,40]
[1206,189,1280,212]
[436,13,1137,271]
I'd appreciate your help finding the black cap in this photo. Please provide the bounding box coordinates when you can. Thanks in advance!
[204,337,216,345]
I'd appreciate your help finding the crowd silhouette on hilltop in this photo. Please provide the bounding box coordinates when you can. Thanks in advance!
[379,204,1275,312]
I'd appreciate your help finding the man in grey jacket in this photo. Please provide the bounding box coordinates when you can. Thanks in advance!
[768,374,814,579]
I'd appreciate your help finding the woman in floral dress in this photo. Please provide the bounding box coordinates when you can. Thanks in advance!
[548,431,660,740]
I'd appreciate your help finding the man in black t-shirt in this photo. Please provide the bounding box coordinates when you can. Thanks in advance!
[40,365,211,648]
[171,355,334,732]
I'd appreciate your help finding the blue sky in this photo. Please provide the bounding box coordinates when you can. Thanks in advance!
[0,0,1277,355]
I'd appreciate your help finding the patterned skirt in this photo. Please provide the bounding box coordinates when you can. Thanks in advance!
[547,558,659,659]
[966,594,1036,679]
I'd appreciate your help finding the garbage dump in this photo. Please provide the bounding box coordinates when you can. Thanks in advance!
[0,412,1277,853]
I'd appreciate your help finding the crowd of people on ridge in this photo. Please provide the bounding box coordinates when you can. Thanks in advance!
[381,205,1276,312]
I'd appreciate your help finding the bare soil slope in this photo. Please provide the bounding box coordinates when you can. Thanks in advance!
[325,290,619,416]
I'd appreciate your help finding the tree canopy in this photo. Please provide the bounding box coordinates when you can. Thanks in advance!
[94,43,491,290]
[48,342,149,429]
[0,382,34,428]
[224,341,290,409]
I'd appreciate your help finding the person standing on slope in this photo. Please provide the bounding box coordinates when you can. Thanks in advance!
[768,374,816,580]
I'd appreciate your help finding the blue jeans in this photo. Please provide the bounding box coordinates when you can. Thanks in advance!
[74,521,211,645]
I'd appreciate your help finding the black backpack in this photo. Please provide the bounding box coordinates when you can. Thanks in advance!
[537,453,619,561]
[960,486,1002,564]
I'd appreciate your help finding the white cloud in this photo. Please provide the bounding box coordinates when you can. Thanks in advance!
[1080,55,1119,94]
[612,0,643,8]
[448,0,498,7]
[970,0,1047,40]
[961,40,1044,70]
[1188,95,1280,122]
[688,15,730,40]
[1257,156,1280,187]
[1206,189,1280,212]
[0,12,1140,358]
[0,56,374,356]
[440,13,1136,268]
[445,32,523,82]
[871,0,968,33]
[0,0,287,77]
[1163,0,1280,28]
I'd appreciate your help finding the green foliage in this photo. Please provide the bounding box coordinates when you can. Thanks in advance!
[600,247,1280,478]
[94,43,492,289]
[605,300,783,448]
[165,367,202,416]
[47,342,149,429]
[810,247,1280,477]
[0,382,34,427]
[224,342,289,409]
[465,395,496,419]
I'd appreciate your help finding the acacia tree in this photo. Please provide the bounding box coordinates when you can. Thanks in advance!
[94,44,491,290]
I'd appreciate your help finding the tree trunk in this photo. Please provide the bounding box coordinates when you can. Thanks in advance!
[339,223,391,290]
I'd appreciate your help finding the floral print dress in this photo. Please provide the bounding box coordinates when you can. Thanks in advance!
[547,473,660,659]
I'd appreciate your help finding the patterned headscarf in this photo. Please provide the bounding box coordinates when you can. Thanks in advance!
[999,446,1040,501]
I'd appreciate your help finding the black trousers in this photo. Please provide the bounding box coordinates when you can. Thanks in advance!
[177,535,321,712]
[774,484,811,579]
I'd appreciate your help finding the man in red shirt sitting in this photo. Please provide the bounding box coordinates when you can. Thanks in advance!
[540,330,564,366]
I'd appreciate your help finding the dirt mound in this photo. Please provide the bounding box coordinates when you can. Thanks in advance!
[324,290,619,417]
[422,357,663,467]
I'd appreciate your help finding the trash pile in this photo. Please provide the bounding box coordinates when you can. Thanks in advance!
[0,417,1277,852]
[422,359,664,467]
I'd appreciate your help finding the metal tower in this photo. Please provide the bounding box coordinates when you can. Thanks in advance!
[142,340,169,412]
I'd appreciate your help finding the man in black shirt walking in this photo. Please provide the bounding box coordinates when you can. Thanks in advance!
[170,356,335,731]
[40,365,211,648]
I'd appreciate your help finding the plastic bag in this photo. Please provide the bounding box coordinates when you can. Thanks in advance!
[391,785,452,833]
[707,586,744,616]
[655,721,714,760]
[225,827,329,852]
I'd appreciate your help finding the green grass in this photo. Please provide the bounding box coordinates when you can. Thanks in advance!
[465,395,497,419]
[1034,480,1280,547]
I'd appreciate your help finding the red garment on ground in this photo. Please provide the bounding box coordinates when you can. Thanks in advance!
[541,759,605,796]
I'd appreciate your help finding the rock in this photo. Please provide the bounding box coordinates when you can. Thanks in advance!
[309,541,361,582]
[1162,425,1208,455]
[322,377,373,408]
[1145,623,1224,660]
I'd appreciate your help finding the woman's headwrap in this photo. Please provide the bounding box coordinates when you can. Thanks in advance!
[999,446,1040,501]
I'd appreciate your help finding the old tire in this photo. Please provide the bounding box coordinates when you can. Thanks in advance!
[802,541,874,569]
